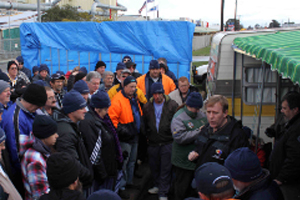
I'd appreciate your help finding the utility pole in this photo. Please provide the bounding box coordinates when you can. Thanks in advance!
[234,0,237,31]
[221,0,224,31]
[37,0,41,22]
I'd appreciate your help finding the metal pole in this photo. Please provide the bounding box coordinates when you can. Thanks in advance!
[240,54,244,121]
[232,51,237,118]
[37,0,41,22]
[234,0,237,31]
[275,74,282,120]
[255,62,266,153]
[220,0,224,31]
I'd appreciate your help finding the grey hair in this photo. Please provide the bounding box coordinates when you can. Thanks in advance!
[158,57,167,65]
[102,71,114,79]
[86,71,101,82]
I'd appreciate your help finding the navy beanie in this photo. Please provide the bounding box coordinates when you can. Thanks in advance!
[39,64,49,73]
[32,66,39,74]
[123,76,136,87]
[33,80,47,87]
[73,80,89,94]
[186,92,203,109]
[87,189,122,200]
[33,115,57,139]
[151,82,164,94]
[23,84,47,107]
[16,56,24,63]
[91,89,111,109]
[122,55,132,62]
[149,60,160,69]
[116,62,126,71]
[224,147,262,182]
[0,128,6,144]
[62,90,86,114]
[79,67,88,75]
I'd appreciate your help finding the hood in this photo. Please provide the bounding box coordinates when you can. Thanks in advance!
[52,108,73,124]
[149,94,170,103]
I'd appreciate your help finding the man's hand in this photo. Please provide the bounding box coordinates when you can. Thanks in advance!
[188,151,199,161]
[274,179,282,185]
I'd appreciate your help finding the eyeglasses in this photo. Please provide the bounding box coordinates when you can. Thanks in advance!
[10,67,18,70]
[122,76,128,78]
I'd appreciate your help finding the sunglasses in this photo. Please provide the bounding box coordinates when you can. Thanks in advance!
[124,59,131,62]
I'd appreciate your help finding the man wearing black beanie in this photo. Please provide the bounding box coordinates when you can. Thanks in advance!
[2,83,47,196]
[21,115,58,200]
[40,152,85,200]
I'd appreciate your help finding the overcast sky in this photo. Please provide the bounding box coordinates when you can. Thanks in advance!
[117,0,300,28]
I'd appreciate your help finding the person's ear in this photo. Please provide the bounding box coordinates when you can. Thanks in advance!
[199,192,209,200]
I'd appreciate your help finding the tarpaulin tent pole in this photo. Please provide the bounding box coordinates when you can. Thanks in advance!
[255,61,266,153]
[88,53,91,72]
[232,51,237,118]
[142,56,145,74]
[78,52,80,67]
[58,49,60,71]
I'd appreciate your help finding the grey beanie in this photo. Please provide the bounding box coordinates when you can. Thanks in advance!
[0,80,10,94]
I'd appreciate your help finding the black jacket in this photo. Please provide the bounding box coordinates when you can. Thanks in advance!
[269,112,300,184]
[39,189,85,200]
[235,169,284,200]
[52,109,93,189]
[143,95,178,146]
[79,110,118,184]
[194,116,249,168]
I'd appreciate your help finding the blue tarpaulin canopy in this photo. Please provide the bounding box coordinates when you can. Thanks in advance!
[20,21,195,78]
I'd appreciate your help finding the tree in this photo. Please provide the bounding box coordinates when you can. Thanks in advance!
[42,5,110,22]
[269,20,280,28]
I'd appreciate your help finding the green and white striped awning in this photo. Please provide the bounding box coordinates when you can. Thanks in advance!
[233,30,300,84]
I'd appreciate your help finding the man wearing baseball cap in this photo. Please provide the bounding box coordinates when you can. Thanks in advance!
[50,72,66,108]
[187,162,235,200]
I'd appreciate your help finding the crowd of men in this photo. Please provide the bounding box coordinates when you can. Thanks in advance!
[0,54,298,200]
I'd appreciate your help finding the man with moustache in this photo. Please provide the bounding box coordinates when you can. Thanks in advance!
[269,91,300,199]
[36,86,57,116]
[50,73,66,108]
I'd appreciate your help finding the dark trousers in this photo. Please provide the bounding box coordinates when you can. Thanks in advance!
[280,183,300,199]
[148,143,173,197]
[173,166,196,200]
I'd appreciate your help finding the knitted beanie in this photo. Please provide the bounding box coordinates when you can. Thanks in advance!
[186,92,203,109]
[33,115,57,139]
[22,84,47,107]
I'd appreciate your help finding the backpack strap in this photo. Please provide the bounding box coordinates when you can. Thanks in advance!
[13,105,21,153]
